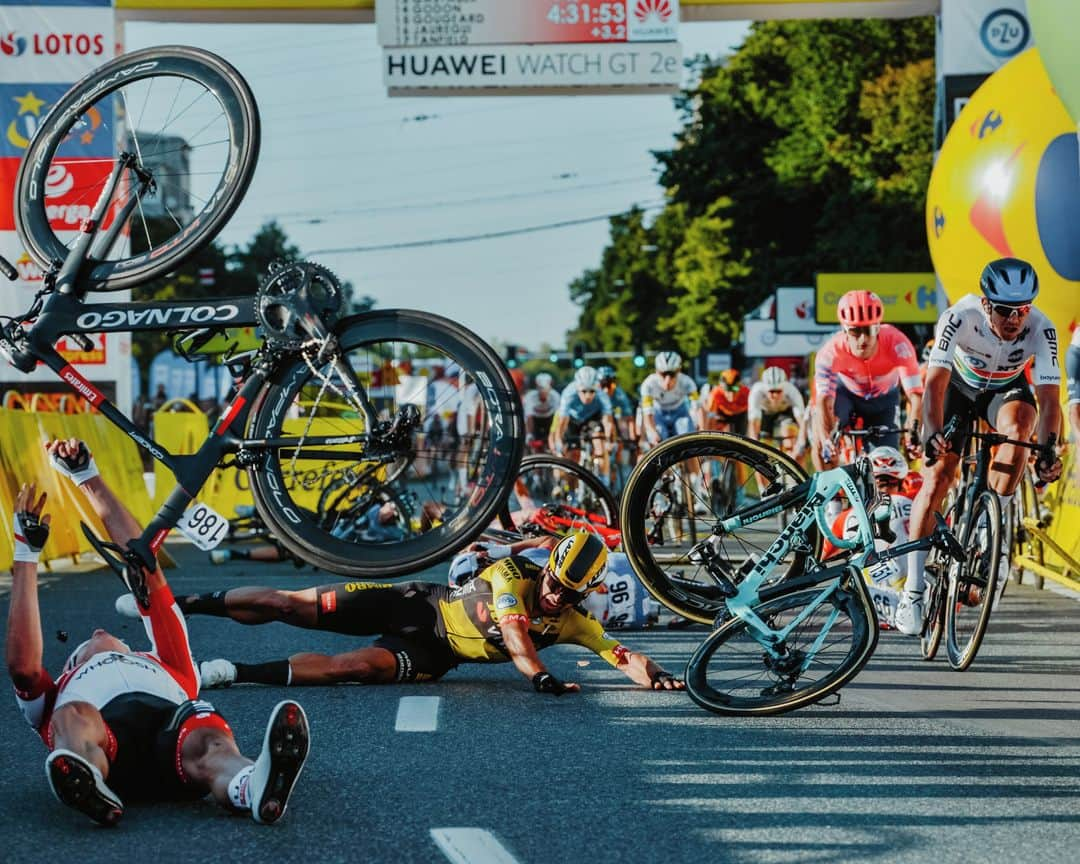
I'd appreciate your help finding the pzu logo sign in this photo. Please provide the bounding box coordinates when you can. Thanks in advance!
[980,9,1030,59]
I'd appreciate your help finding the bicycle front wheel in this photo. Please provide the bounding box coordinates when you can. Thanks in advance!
[620,433,814,624]
[920,499,957,662]
[498,454,618,533]
[246,309,524,577]
[16,45,259,290]
[685,576,878,716]
[945,490,1002,671]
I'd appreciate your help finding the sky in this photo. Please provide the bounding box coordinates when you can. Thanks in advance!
[124,18,751,353]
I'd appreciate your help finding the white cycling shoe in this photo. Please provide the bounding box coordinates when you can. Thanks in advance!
[46,749,124,826]
[248,701,310,824]
[894,590,924,637]
[200,659,238,689]
[114,593,140,619]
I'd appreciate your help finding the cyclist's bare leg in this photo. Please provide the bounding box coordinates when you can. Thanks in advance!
[904,451,961,592]
[192,587,319,627]
[181,727,252,805]
[989,401,1037,495]
[285,646,398,685]
[49,702,112,778]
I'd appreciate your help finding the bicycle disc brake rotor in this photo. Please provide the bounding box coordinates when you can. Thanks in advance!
[256,261,344,349]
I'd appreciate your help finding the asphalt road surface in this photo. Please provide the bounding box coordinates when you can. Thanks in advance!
[2,544,1080,864]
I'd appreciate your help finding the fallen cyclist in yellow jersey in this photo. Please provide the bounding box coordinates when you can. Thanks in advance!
[117,532,683,696]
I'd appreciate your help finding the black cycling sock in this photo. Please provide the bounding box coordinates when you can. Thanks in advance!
[179,591,229,617]
[234,660,292,686]
[230,548,253,560]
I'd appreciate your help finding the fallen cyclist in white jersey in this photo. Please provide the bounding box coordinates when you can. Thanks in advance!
[4,438,310,826]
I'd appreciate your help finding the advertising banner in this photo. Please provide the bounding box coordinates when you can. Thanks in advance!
[742,318,828,358]
[0,1,130,414]
[774,286,833,334]
[938,0,1029,77]
[385,41,682,91]
[815,273,941,324]
[377,0,680,47]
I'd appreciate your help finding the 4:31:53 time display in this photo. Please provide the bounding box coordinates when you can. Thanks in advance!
[547,2,627,26]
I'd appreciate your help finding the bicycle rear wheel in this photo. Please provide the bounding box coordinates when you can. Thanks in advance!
[1009,468,1045,589]
[16,46,259,290]
[685,575,878,716]
[945,491,1001,670]
[498,454,618,533]
[620,433,814,624]
[246,309,523,577]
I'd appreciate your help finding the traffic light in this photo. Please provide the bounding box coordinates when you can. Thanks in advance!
[572,343,585,369]
[549,350,560,364]
[505,344,519,368]
[633,342,647,368]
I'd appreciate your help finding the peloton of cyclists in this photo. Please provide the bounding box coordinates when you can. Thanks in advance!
[812,290,924,470]
[551,365,617,486]
[523,371,561,452]
[895,257,1063,636]
[639,352,701,446]
[747,366,808,459]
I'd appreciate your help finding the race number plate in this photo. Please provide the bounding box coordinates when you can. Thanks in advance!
[176,501,230,551]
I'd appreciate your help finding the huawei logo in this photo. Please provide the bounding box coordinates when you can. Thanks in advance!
[634,0,673,24]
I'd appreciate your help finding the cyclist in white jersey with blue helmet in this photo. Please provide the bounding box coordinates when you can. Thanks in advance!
[552,365,616,484]
[640,352,701,445]
[895,257,1063,635]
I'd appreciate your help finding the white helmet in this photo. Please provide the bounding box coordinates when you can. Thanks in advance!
[761,366,787,388]
[654,351,681,373]
[574,366,600,390]
[868,445,908,481]
[535,372,553,391]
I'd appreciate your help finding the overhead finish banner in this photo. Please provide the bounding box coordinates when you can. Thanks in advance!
[377,0,681,93]
[0,0,130,414]
[815,273,941,323]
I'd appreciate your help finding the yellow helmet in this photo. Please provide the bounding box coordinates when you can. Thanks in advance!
[548,532,608,594]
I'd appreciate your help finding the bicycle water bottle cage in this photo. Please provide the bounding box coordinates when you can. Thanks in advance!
[80,522,151,610]
[256,261,343,350]
[687,539,740,598]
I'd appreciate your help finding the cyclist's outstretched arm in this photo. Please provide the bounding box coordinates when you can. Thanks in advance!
[920,367,950,450]
[1035,383,1063,447]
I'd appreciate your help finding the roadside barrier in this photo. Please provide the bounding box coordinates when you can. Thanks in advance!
[0,407,152,571]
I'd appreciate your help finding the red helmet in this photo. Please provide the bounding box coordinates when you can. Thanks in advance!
[837,291,884,327]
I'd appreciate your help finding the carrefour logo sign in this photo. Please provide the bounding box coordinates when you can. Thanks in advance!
[980,8,1030,59]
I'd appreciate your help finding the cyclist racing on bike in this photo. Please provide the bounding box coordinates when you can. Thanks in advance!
[895,257,1063,636]
[640,351,701,446]
[551,366,617,486]
[812,291,923,470]
[523,372,561,452]
[748,366,807,459]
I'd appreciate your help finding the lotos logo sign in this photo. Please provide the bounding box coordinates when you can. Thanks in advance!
[0,31,106,58]
[634,0,673,24]
[1,34,28,57]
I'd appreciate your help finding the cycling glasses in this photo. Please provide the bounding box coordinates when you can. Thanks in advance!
[660,371,677,378]
[542,570,586,605]
[989,302,1032,319]
[579,388,596,395]
[843,325,880,338]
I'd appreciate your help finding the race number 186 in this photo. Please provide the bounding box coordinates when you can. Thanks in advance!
[177,502,229,551]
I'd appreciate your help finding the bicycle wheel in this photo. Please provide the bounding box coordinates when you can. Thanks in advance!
[620,433,814,624]
[945,490,1002,670]
[246,309,524,577]
[1009,469,1045,589]
[498,454,618,532]
[685,575,878,716]
[920,499,957,661]
[16,46,259,291]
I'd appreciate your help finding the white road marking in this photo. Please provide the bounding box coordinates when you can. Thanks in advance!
[430,828,521,864]
[395,696,440,732]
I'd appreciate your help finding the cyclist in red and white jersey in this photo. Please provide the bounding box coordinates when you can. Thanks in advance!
[812,290,923,470]
[5,439,309,826]
[895,258,1063,635]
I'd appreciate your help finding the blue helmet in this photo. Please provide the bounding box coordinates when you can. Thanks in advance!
[597,365,616,384]
[979,257,1038,305]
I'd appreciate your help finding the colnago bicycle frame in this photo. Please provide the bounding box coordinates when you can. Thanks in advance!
[6,153,383,572]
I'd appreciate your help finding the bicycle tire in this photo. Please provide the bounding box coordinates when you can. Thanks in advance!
[920,499,956,661]
[246,309,523,577]
[498,454,618,532]
[1009,469,1045,589]
[945,490,1001,671]
[685,575,878,716]
[620,432,814,624]
[16,45,259,291]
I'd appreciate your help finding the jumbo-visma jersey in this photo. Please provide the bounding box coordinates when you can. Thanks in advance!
[437,555,630,666]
